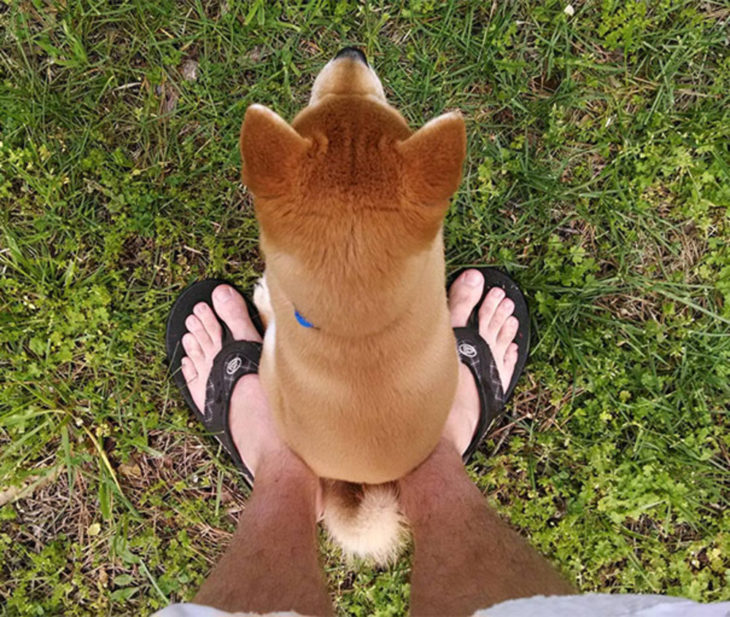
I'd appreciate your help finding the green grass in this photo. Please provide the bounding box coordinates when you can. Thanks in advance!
[1,1,729,614]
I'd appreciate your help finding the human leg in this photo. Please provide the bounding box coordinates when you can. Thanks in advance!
[400,440,573,617]
[177,284,332,616]
[400,270,573,616]
[193,447,331,615]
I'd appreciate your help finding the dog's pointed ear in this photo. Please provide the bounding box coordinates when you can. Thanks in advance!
[240,104,311,198]
[398,111,466,207]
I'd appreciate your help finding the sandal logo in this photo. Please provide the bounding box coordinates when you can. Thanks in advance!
[458,342,477,358]
[226,357,242,375]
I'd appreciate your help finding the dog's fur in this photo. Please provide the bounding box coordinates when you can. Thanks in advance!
[241,54,466,561]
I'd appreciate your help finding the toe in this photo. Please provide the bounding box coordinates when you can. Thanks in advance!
[182,332,205,362]
[496,316,519,353]
[212,284,262,343]
[193,302,223,356]
[483,297,514,344]
[185,312,215,357]
[501,343,519,390]
[180,348,206,411]
[180,356,199,385]
[449,270,485,328]
[477,286,506,329]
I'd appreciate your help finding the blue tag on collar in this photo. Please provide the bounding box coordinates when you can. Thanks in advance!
[295,309,316,329]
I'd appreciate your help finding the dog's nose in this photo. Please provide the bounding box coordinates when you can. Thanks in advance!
[334,46,368,66]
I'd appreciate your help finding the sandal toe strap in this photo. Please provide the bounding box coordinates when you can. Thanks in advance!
[203,340,263,486]
[454,326,505,462]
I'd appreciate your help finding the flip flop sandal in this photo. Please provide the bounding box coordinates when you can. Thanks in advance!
[448,267,531,462]
[165,279,264,488]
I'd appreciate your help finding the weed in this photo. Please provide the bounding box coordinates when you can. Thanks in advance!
[1,1,728,614]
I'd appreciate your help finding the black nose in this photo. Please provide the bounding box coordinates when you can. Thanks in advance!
[334,46,368,66]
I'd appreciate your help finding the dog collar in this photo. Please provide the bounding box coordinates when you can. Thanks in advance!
[294,309,316,329]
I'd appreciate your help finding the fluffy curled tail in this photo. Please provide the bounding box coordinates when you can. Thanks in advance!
[321,480,409,566]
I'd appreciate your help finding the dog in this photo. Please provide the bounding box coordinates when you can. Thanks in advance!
[241,47,466,562]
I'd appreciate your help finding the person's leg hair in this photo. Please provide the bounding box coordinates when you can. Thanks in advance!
[399,440,574,617]
[194,447,333,616]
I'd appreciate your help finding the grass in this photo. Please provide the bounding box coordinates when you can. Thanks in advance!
[1,0,729,614]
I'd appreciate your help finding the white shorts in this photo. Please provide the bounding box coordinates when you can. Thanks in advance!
[153,594,730,617]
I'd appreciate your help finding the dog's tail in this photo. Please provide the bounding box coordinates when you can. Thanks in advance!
[321,480,409,566]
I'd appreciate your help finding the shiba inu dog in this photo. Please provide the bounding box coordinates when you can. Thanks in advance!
[241,47,466,562]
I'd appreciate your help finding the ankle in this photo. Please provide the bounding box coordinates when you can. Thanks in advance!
[253,447,321,506]
[398,439,466,520]
[443,403,478,457]
[255,446,310,481]
[228,374,288,476]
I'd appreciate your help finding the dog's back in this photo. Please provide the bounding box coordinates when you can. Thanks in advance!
[242,54,465,484]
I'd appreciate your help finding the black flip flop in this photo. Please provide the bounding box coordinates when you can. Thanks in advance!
[165,279,264,488]
[449,267,531,462]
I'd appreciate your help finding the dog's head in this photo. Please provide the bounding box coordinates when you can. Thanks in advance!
[241,48,466,335]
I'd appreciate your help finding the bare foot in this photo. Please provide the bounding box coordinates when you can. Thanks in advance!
[443,269,521,455]
[178,284,284,476]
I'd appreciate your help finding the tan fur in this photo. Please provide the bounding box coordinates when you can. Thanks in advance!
[321,481,408,565]
[241,56,465,560]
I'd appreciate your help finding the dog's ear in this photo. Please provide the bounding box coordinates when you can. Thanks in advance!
[398,111,466,208]
[240,104,311,198]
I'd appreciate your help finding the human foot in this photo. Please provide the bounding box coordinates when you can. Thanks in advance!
[443,269,521,456]
[179,284,283,477]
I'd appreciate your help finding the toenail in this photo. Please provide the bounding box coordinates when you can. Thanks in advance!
[194,303,207,315]
[464,270,482,287]
[215,286,232,302]
[489,287,505,300]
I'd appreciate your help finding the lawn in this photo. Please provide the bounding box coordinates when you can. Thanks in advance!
[1,1,729,615]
